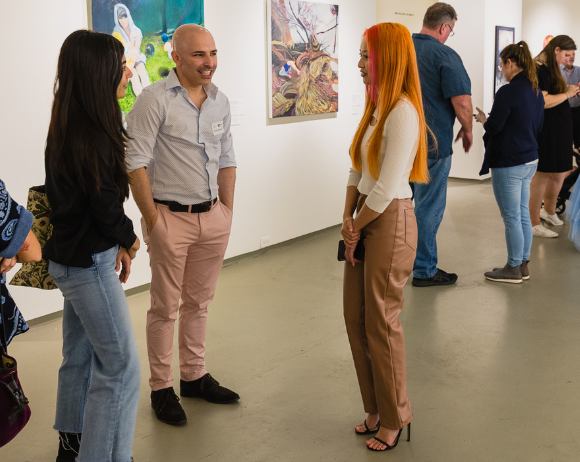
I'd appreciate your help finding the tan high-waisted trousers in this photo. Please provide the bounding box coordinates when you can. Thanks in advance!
[343,196,416,430]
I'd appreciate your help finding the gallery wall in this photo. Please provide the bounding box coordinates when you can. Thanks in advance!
[483,0,523,104]
[444,0,522,180]
[376,0,434,34]
[375,0,489,180]
[522,0,580,56]
[444,0,486,180]
[375,0,522,180]
[0,0,376,320]
[1,0,568,321]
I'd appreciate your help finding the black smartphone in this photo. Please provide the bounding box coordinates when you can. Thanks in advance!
[337,239,365,262]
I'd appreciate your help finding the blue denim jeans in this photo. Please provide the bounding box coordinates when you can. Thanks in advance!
[49,246,140,462]
[412,156,452,279]
[491,164,537,266]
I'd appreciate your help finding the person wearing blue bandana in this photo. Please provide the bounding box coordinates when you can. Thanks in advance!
[0,180,41,349]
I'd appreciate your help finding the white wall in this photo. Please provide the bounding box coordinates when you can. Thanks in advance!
[377,0,522,180]
[445,0,486,180]
[0,1,90,320]
[376,0,434,33]
[446,0,522,180]
[522,0,580,57]
[483,0,523,105]
[8,0,565,320]
[0,0,376,320]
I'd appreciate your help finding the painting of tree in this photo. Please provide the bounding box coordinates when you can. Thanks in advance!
[268,0,339,118]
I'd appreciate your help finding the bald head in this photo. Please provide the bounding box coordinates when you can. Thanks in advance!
[173,24,214,54]
[171,24,218,90]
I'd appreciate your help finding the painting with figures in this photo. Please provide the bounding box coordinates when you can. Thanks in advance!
[268,0,339,118]
[89,0,204,114]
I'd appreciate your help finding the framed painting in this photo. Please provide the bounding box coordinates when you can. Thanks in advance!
[268,0,339,118]
[88,0,204,113]
[494,26,515,96]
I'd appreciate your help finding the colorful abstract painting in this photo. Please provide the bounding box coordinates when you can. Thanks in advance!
[89,0,204,113]
[268,0,339,118]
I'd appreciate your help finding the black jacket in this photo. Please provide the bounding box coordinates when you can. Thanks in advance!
[43,139,136,268]
[480,72,545,175]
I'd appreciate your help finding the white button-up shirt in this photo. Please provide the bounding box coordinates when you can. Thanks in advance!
[126,69,236,204]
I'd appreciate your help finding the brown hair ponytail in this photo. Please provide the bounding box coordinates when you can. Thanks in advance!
[500,41,538,91]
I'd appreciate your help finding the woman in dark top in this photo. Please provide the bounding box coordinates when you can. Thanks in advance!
[530,35,580,238]
[475,41,544,283]
[44,30,141,462]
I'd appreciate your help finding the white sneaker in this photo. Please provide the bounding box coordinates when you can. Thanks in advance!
[540,208,564,226]
[532,224,559,238]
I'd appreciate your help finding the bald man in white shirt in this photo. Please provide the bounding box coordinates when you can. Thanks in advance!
[127,24,239,426]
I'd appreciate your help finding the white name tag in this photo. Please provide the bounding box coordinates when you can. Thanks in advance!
[212,121,224,136]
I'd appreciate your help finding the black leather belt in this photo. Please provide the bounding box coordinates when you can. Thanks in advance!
[154,198,217,213]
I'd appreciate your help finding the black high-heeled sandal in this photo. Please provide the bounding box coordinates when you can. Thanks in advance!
[367,422,411,452]
[355,419,380,435]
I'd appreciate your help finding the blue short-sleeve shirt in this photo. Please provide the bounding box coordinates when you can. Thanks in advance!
[412,33,472,159]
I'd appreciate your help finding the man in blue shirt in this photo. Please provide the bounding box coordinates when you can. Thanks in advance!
[411,3,473,287]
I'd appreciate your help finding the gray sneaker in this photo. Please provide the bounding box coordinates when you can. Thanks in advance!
[485,264,522,284]
[493,261,529,280]
[520,260,529,280]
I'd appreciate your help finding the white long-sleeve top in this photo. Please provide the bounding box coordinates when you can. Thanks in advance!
[347,97,419,213]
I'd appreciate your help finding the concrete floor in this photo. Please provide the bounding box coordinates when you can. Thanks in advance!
[3,179,580,462]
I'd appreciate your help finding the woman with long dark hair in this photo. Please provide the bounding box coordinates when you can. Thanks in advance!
[474,41,545,283]
[530,35,580,238]
[342,23,429,452]
[43,30,141,462]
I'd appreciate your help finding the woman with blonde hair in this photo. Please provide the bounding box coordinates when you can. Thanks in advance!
[341,22,429,452]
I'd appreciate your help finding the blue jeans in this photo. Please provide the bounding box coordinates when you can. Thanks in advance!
[491,164,537,266]
[412,156,452,279]
[49,246,140,462]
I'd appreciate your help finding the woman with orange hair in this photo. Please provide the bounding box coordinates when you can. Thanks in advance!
[341,22,429,452]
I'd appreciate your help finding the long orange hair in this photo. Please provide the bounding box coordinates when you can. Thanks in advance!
[350,23,431,184]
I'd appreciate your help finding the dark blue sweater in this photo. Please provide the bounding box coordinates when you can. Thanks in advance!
[480,72,544,175]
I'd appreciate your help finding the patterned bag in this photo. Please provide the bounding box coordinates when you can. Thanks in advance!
[10,186,57,290]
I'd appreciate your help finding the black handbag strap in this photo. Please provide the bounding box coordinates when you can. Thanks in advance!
[0,283,8,355]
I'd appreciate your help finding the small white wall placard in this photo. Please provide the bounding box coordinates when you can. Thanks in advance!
[351,94,363,115]
[230,100,245,116]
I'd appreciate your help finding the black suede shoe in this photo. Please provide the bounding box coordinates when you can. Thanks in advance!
[412,268,458,287]
[151,387,187,426]
[180,373,240,404]
[56,432,81,462]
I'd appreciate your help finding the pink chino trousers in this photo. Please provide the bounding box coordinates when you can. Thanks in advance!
[142,201,232,391]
